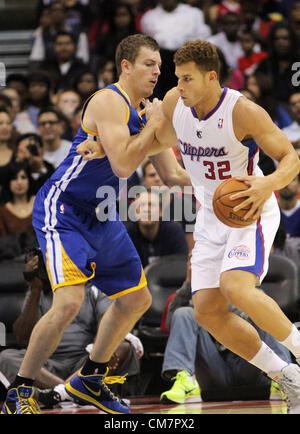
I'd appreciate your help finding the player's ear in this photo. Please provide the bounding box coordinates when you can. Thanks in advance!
[208,70,218,82]
[120,59,131,75]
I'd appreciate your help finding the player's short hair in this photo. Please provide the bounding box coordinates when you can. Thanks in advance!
[115,34,159,76]
[174,40,220,76]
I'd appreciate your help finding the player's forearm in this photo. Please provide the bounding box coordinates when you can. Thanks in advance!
[114,119,158,178]
[266,150,300,191]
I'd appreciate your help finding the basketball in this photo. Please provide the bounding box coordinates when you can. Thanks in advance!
[213,178,256,228]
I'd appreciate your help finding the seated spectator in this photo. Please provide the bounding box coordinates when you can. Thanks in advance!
[37,107,72,168]
[208,0,241,33]
[217,47,244,91]
[256,21,299,106]
[238,30,268,76]
[208,12,244,69]
[0,161,35,236]
[55,89,81,120]
[0,87,35,134]
[0,249,142,407]
[126,189,189,268]
[26,71,54,131]
[73,71,98,105]
[141,0,211,99]
[246,71,292,129]
[93,2,138,71]
[282,91,300,158]
[29,1,90,68]
[0,109,16,204]
[141,160,197,251]
[39,31,87,93]
[159,257,291,405]
[272,218,300,269]
[6,73,29,111]
[277,174,300,240]
[15,133,55,194]
[96,59,116,90]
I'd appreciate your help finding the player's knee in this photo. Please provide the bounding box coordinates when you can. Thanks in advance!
[117,286,152,316]
[220,280,247,309]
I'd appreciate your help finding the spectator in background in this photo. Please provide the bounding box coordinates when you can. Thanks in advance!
[94,2,138,71]
[141,160,197,251]
[55,89,81,120]
[208,12,243,69]
[0,251,142,408]
[238,30,268,76]
[282,91,300,159]
[126,189,189,268]
[256,22,299,106]
[26,71,54,131]
[15,133,55,195]
[40,31,87,93]
[0,109,16,203]
[277,175,300,240]
[272,219,300,269]
[141,0,211,99]
[6,74,29,111]
[0,88,35,135]
[245,71,292,129]
[289,1,300,51]
[216,47,244,91]
[0,162,35,236]
[37,107,72,168]
[207,0,241,34]
[29,1,90,68]
[73,70,98,104]
[96,59,116,90]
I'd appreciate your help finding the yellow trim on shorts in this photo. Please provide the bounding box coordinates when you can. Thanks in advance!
[108,266,147,299]
[46,243,96,292]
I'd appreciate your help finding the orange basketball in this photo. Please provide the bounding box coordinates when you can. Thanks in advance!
[212,178,256,228]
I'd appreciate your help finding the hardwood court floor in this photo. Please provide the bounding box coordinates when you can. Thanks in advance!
[42,396,288,414]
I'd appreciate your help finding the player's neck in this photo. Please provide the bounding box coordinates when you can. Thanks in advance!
[116,79,143,110]
[193,84,224,121]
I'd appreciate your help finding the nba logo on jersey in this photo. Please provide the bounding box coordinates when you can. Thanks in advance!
[60,204,65,214]
[218,118,224,128]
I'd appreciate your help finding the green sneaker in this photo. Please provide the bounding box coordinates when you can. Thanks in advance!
[269,380,287,401]
[160,371,201,404]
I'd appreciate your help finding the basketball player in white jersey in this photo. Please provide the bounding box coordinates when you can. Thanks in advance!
[78,40,300,412]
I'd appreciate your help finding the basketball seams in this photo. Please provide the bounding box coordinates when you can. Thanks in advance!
[213,198,246,227]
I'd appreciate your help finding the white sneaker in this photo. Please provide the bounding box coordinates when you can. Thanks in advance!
[269,364,300,414]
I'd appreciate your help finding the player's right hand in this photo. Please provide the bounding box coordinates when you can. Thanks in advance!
[76,139,106,160]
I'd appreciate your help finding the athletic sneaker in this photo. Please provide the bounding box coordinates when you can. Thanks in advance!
[269,380,286,400]
[65,369,130,414]
[160,370,201,404]
[1,385,41,414]
[269,363,300,414]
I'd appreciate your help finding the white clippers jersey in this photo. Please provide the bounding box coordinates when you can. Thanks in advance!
[173,87,262,206]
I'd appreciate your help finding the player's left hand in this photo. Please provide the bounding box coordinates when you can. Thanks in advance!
[229,175,273,220]
[76,139,105,160]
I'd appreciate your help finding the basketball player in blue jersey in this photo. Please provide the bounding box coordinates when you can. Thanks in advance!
[1,34,190,415]
[78,40,300,412]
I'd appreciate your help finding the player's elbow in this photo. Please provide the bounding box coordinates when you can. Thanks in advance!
[111,164,133,179]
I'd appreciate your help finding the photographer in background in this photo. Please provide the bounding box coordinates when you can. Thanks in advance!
[0,248,143,408]
[15,133,55,194]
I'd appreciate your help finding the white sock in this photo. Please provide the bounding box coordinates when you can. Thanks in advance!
[249,342,288,374]
[279,324,300,359]
[54,383,72,401]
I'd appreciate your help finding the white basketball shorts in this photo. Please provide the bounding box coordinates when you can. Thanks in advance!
[191,193,280,293]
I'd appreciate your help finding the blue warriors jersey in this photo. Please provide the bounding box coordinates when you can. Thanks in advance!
[33,83,147,295]
[42,83,146,211]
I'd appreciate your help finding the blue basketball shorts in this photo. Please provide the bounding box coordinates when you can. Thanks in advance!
[32,184,147,298]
